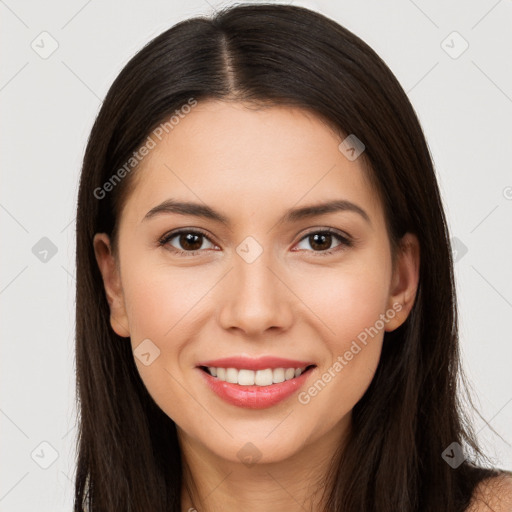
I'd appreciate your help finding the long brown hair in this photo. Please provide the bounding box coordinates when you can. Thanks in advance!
[74,4,500,510]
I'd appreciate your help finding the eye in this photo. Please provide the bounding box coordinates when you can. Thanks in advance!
[293,229,353,256]
[159,229,217,256]
[158,227,353,257]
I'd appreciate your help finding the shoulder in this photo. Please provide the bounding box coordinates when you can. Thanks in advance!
[466,472,512,512]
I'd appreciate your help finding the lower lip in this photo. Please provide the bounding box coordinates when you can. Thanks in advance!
[198,368,314,409]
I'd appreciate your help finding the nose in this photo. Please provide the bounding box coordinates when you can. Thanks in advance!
[217,251,294,337]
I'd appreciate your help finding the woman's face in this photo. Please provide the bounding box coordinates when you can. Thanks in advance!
[94,100,418,466]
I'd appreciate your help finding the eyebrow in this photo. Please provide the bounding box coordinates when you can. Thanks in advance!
[143,198,371,227]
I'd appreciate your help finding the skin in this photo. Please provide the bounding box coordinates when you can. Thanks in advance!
[94,100,421,511]
[468,474,512,511]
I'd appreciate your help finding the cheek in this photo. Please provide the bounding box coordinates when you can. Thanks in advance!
[295,290,386,431]
[122,262,214,342]
[292,259,390,410]
[120,262,217,410]
[121,263,207,420]
[292,256,391,348]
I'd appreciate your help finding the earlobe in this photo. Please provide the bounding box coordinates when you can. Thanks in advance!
[93,233,130,338]
[385,233,420,332]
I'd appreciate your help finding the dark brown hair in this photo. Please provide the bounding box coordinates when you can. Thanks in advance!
[74,3,501,510]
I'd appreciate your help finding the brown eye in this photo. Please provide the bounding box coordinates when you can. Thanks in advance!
[294,229,352,255]
[308,233,333,251]
[177,233,203,251]
[160,230,216,255]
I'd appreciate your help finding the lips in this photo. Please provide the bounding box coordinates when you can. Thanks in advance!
[196,356,317,409]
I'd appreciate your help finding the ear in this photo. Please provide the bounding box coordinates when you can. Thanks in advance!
[93,233,130,338]
[385,232,420,332]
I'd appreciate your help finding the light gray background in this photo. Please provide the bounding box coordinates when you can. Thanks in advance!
[1,0,511,509]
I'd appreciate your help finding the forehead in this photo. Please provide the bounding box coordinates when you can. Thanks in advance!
[121,100,383,228]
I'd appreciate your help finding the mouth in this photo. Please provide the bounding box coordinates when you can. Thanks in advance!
[198,364,316,386]
[195,358,317,409]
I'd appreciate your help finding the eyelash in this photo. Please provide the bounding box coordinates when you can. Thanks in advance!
[157,228,354,257]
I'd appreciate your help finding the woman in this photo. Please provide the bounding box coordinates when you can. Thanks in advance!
[74,3,512,511]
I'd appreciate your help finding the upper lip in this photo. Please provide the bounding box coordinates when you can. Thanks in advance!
[197,356,316,371]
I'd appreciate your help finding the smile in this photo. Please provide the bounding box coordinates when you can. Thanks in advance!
[200,365,314,386]
[196,356,317,409]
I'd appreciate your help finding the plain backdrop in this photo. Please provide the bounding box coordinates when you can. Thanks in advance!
[1,0,511,509]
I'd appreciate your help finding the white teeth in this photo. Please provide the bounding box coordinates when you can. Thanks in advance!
[206,366,309,386]
[226,368,238,384]
[284,368,295,380]
[255,369,273,386]
[272,368,285,383]
[238,369,255,386]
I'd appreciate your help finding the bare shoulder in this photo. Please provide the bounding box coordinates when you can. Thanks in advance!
[466,473,512,512]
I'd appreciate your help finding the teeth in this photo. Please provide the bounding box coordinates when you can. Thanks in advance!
[284,368,295,380]
[226,368,238,384]
[238,369,255,386]
[206,366,308,386]
[272,368,285,383]
[255,368,273,386]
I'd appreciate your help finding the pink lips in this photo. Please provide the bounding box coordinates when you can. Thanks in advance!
[196,356,316,409]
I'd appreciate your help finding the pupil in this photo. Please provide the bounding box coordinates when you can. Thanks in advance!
[310,233,331,251]
[181,233,202,251]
